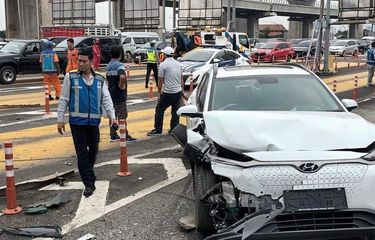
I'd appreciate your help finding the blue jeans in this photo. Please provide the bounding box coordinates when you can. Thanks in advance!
[70,124,99,187]
[154,91,182,132]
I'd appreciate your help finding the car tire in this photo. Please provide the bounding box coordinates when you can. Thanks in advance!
[353,50,358,57]
[194,163,218,234]
[340,51,345,57]
[170,124,187,147]
[0,65,16,84]
[125,52,132,63]
[287,55,292,62]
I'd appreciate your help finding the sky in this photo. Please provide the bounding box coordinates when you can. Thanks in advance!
[0,0,338,33]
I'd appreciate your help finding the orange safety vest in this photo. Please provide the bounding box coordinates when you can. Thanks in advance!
[66,48,79,73]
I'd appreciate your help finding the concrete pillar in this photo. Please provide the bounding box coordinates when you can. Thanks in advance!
[113,0,121,29]
[247,15,259,38]
[302,20,313,38]
[288,21,303,39]
[349,24,363,39]
[22,0,39,39]
[5,0,20,38]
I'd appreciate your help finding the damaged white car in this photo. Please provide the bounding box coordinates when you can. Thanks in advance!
[172,64,375,240]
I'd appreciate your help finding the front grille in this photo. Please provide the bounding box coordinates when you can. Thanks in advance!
[256,210,375,233]
[255,53,266,56]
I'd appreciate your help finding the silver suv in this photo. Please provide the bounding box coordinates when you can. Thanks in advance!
[329,39,359,56]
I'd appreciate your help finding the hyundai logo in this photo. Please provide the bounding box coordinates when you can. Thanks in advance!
[298,163,319,173]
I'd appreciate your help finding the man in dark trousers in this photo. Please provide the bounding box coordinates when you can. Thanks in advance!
[106,46,137,142]
[147,46,184,135]
[367,41,375,87]
[57,47,118,197]
[145,40,159,88]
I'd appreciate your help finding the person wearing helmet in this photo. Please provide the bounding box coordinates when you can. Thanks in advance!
[145,40,159,88]
[147,46,184,136]
[40,41,61,100]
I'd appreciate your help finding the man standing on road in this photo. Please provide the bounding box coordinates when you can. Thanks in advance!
[106,46,137,142]
[40,41,61,101]
[65,38,79,73]
[367,41,375,87]
[147,46,184,136]
[145,40,159,88]
[57,47,118,197]
[92,38,101,71]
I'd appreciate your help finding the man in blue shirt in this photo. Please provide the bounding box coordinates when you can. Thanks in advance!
[367,41,375,87]
[106,46,137,142]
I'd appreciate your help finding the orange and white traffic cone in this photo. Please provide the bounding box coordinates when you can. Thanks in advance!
[335,62,338,71]
[126,63,130,78]
[189,71,193,93]
[148,73,154,99]
[44,83,50,115]
[353,76,358,100]
[117,120,132,177]
[347,60,350,69]
[333,80,337,94]
[2,142,22,215]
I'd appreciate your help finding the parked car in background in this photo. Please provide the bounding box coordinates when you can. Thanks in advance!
[0,40,46,84]
[329,39,358,56]
[179,48,249,87]
[175,64,375,240]
[54,36,122,71]
[357,39,369,54]
[252,42,294,62]
[293,39,324,58]
[41,36,69,46]
[120,32,160,60]
[0,41,7,50]
[133,40,171,63]
[289,38,308,47]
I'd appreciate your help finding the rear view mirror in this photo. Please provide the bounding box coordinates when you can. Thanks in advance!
[341,99,358,112]
[177,105,202,118]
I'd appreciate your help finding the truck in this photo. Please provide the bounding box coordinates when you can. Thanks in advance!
[0,39,46,84]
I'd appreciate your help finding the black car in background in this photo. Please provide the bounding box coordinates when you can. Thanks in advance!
[0,40,46,84]
[54,36,122,72]
[293,39,324,58]
[357,40,370,54]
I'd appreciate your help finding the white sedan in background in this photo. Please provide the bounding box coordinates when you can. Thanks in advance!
[179,48,250,87]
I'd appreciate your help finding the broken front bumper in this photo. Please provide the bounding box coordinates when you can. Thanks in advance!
[206,209,375,240]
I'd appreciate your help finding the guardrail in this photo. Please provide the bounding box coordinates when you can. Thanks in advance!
[249,0,339,9]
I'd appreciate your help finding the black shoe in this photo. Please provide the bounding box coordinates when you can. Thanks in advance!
[126,135,137,143]
[147,129,162,136]
[145,85,149,88]
[55,96,59,100]
[367,83,374,87]
[168,129,173,134]
[110,134,120,142]
[49,95,54,101]
[83,185,96,198]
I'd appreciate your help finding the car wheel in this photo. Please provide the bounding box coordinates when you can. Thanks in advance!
[340,51,345,57]
[170,124,187,147]
[194,163,218,234]
[353,50,358,57]
[287,55,292,62]
[125,52,132,63]
[0,65,16,84]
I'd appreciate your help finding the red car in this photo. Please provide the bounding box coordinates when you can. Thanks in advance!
[252,42,294,63]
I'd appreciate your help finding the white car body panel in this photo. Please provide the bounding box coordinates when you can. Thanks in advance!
[204,111,375,152]
[244,151,367,161]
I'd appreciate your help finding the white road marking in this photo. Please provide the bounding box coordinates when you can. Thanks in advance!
[40,181,84,191]
[0,112,57,127]
[0,86,44,93]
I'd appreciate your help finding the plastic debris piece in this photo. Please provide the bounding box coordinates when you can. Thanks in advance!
[137,177,143,181]
[27,192,71,209]
[25,206,48,215]
[56,177,66,186]
[1,225,62,238]
[77,233,96,240]
[65,162,72,166]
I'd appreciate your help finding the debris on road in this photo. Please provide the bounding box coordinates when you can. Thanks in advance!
[27,192,71,209]
[0,225,62,238]
[77,233,95,240]
[25,206,48,215]
[178,214,196,231]
[137,177,143,181]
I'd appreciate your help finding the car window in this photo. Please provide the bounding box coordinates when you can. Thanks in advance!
[214,51,226,61]
[79,38,94,48]
[238,34,249,48]
[123,37,131,44]
[134,37,146,44]
[224,51,240,60]
[180,49,216,62]
[209,75,343,112]
[196,73,210,111]
[0,41,26,54]
[26,43,41,53]
[100,38,117,48]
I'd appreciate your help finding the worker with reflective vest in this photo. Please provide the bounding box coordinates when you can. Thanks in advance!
[57,47,117,198]
[145,40,159,88]
[40,41,61,101]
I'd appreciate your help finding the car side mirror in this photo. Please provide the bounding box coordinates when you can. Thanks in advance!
[211,58,220,64]
[177,57,181,61]
[177,105,203,118]
[341,99,358,112]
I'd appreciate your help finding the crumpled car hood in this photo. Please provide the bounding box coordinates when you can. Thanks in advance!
[204,111,375,152]
[180,61,206,72]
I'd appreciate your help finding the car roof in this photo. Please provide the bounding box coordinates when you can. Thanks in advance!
[215,64,311,79]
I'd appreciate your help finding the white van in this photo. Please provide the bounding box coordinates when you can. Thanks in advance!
[120,32,160,58]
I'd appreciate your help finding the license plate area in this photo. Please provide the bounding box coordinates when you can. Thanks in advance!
[283,188,347,212]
